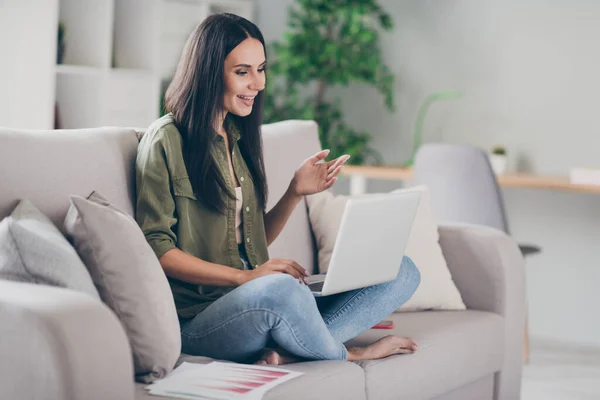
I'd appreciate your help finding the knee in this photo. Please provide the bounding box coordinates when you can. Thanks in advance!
[398,255,421,292]
[251,274,312,310]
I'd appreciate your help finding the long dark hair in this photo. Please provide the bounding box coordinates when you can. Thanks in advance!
[165,13,268,214]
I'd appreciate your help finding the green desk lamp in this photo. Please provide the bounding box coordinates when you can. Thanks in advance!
[404,90,463,167]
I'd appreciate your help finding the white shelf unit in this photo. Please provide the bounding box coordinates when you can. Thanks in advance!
[58,0,114,69]
[55,0,253,130]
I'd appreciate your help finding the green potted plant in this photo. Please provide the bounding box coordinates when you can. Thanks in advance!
[489,145,507,175]
[263,0,395,165]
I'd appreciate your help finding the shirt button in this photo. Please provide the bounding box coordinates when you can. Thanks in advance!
[240,177,245,182]
[246,238,251,243]
[245,206,250,212]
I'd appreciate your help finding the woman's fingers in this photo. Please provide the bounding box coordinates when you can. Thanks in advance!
[270,259,309,281]
[309,149,330,165]
[272,261,303,279]
[327,165,343,181]
[288,259,310,276]
[327,155,350,171]
[324,176,338,189]
[265,259,311,280]
[282,259,309,278]
[325,155,346,168]
[325,157,341,169]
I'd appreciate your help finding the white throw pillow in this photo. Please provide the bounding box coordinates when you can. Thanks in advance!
[306,186,466,312]
[0,199,100,299]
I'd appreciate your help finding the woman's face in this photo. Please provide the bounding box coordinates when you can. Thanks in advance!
[223,38,266,117]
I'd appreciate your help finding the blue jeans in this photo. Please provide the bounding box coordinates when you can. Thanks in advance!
[180,255,420,362]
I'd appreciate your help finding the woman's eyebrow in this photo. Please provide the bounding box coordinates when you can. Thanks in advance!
[233,61,267,68]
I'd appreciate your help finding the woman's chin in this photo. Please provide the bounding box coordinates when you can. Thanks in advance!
[232,108,253,117]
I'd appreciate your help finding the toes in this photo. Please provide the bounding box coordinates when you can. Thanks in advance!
[392,345,418,355]
[392,336,418,350]
[387,336,419,355]
[255,349,280,365]
[402,342,418,353]
[266,351,281,365]
[394,348,414,354]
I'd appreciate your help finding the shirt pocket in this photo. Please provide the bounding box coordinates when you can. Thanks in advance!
[173,177,197,200]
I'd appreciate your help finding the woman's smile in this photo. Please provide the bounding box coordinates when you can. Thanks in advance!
[237,94,255,107]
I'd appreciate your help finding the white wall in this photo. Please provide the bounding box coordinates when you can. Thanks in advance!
[256,0,600,348]
[0,0,58,129]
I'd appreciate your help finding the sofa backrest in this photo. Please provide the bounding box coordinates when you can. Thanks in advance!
[0,126,139,233]
[0,119,320,272]
[261,120,321,274]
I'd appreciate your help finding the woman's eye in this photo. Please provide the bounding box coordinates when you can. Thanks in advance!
[258,68,266,73]
[236,70,248,76]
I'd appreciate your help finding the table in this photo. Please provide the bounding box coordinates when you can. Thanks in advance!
[341,165,600,196]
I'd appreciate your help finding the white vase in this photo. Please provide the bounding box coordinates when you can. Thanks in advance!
[569,167,600,185]
[489,154,507,175]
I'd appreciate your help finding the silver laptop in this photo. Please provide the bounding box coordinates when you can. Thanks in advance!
[306,191,421,296]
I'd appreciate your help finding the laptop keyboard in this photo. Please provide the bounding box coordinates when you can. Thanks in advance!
[308,281,324,292]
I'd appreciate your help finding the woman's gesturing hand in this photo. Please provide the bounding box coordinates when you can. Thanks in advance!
[289,150,350,196]
[239,258,310,285]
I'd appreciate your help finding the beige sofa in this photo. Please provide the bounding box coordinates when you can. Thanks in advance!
[0,120,525,400]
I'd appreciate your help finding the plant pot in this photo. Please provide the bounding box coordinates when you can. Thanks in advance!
[489,154,507,175]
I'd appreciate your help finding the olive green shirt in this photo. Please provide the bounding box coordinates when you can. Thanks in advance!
[135,114,269,319]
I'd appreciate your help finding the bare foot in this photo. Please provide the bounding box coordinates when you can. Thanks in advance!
[347,335,418,361]
[254,347,301,365]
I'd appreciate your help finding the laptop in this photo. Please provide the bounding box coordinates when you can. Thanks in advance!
[306,190,421,296]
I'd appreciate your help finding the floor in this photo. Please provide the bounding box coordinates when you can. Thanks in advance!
[521,339,600,399]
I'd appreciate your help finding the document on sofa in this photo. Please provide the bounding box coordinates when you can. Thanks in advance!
[146,361,304,400]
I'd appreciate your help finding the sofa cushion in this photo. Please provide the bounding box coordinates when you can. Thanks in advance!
[261,120,323,274]
[0,127,139,232]
[64,191,180,384]
[345,310,504,400]
[306,186,466,312]
[0,199,99,299]
[134,355,367,400]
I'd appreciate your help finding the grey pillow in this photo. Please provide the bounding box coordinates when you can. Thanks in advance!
[64,191,180,383]
[0,199,99,299]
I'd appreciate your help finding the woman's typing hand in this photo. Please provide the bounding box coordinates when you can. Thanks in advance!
[237,258,311,285]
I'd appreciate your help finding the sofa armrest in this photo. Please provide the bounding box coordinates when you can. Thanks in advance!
[438,223,526,316]
[438,223,526,400]
[0,280,135,400]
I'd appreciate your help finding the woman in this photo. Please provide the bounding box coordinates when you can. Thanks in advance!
[136,13,421,365]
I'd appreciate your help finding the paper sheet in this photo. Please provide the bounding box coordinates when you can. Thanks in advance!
[146,361,304,400]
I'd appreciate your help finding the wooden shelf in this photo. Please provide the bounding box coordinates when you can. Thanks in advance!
[341,165,600,195]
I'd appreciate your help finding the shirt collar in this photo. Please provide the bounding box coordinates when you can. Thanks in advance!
[213,115,241,143]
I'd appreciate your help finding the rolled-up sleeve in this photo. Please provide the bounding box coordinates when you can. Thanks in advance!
[135,131,178,259]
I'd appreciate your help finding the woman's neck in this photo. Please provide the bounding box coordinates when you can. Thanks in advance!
[214,111,228,137]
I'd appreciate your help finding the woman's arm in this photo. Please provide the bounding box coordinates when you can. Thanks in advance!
[263,151,350,246]
[159,248,247,286]
[159,248,309,286]
[137,129,249,287]
[263,184,302,246]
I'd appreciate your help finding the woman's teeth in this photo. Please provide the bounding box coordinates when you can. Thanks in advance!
[237,95,255,107]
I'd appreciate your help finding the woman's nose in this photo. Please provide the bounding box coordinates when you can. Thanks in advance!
[249,73,265,91]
